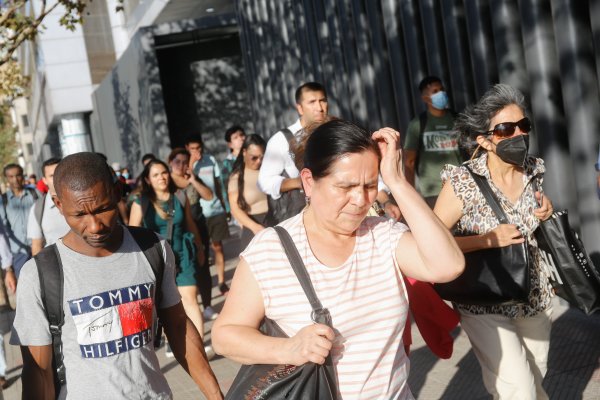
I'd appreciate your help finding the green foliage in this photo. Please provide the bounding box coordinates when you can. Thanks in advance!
[0,103,18,169]
[0,0,123,99]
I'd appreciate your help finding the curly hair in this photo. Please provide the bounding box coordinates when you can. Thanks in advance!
[455,84,527,158]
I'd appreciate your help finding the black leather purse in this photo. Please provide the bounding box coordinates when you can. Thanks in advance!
[434,167,531,306]
[225,226,339,400]
[532,179,600,315]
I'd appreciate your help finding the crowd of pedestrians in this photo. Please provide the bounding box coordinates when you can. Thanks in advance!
[0,77,592,400]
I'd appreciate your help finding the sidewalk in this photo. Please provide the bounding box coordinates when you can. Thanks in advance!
[2,227,599,399]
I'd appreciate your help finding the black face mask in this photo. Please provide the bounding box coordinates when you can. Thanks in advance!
[495,134,529,167]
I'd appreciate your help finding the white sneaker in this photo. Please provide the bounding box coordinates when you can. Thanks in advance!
[204,345,215,361]
[165,343,174,358]
[203,306,219,321]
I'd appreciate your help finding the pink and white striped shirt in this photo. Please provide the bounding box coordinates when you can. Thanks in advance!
[241,212,413,399]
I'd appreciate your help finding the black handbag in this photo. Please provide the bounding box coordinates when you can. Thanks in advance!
[225,226,338,400]
[535,208,600,315]
[434,167,531,306]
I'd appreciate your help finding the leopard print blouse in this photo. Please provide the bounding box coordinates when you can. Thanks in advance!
[441,153,553,318]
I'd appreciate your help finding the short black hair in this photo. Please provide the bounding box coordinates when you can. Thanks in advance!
[141,153,155,164]
[3,163,23,177]
[295,82,327,104]
[224,125,245,143]
[42,158,62,177]
[53,152,115,198]
[418,76,443,93]
[184,134,204,147]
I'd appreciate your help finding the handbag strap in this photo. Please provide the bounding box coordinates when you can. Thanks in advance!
[465,166,510,224]
[273,226,331,326]
[165,196,175,243]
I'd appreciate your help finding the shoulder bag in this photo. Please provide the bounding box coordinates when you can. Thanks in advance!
[533,181,600,315]
[225,226,338,400]
[434,167,531,306]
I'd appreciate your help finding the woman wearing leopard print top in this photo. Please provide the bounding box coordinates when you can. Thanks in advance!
[434,84,555,400]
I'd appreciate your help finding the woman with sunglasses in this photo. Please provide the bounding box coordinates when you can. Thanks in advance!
[434,84,554,400]
[227,134,268,250]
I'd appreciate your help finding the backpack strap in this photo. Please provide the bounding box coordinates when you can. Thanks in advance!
[415,111,428,172]
[281,127,294,142]
[127,226,165,307]
[174,190,187,209]
[1,193,8,229]
[34,193,47,233]
[34,244,66,393]
[26,187,39,201]
[418,111,428,137]
[140,195,149,222]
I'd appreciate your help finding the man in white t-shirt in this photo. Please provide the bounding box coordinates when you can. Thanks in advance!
[11,152,222,399]
[258,82,401,221]
[258,82,329,203]
[27,158,70,256]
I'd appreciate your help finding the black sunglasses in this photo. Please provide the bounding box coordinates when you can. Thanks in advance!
[486,117,531,137]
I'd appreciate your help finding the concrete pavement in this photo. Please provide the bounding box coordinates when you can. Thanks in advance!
[2,228,599,399]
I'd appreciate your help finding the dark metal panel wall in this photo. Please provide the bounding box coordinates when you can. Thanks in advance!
[235,0,600,251]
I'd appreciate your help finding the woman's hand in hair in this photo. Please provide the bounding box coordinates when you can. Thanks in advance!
[372,127,404,187]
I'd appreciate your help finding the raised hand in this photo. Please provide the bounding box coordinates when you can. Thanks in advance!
[372,128,403,187]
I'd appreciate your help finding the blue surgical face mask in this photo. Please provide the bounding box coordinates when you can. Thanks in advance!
[122,172,130,180]
[430,91,449,110]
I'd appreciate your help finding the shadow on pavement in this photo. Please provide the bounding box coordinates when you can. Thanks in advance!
[543,308,600,399]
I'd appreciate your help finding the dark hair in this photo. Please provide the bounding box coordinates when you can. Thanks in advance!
[230,134,266,212]
[224,125,245,143]
[167,148,190,164]
[302,120,380,179]
[140,159,177,204]
[95,152,108,161]
[455,83,527,158]
[141,153,155,164]
[53,152,115,198]
[3,163,23,177]
[42,158,61,176]
[418,76,443,93]
[295,82,327,104]
[184,134,204,147]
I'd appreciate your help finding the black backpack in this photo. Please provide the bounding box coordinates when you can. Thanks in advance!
[33,226,165,397]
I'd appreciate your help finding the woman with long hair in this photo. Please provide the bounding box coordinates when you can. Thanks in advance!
[227,134,268,250]
[129,159,213,357]
[168,148,219,321]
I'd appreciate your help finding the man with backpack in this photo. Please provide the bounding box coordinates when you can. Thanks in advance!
[10,152,222,399]
[404,76,463,208]
[27,158,70,256]
[258,82,328,225]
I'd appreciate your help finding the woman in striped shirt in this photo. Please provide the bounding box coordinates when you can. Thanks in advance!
[212,120,464,399]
